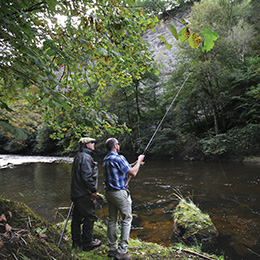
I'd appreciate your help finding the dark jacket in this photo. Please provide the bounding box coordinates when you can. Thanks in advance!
[70,147,98,198]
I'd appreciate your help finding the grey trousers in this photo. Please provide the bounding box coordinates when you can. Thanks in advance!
[105,189,132,254]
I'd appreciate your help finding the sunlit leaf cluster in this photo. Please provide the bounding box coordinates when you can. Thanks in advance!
[158,17,219,51]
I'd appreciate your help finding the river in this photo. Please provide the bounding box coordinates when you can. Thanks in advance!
[0,155,259,260]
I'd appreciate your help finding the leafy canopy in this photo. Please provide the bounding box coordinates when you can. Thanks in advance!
[0,0,158,139]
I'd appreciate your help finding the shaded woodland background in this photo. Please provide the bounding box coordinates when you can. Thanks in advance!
[1,0,260,161]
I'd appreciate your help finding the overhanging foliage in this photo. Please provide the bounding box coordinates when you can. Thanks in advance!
[0,0,158,140]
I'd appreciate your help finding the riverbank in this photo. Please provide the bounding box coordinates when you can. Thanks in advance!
[243,156,260,164]
[0,154,73,169]
[69,221,224,260]
[1,154,260,170]
[0,197,223,260]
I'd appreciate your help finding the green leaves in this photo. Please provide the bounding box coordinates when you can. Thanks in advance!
[158,22,219,52]
[158,35,172,50]
[126,0,135,7]
[170,24,178,40]
[165,43,173,50]
[46,0,58,12]
[201,29,219,52]
[200,134,229,156]
[158,35,166,43]
[1,0,158,140]
[178,27,190,43]
[188,33,202,48]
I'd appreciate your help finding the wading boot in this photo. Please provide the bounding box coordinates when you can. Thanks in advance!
[72,239,82,249]
[107,249,117,257]
[82,239,102,252]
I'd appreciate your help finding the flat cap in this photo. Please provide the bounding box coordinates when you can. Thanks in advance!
[79,137,96,144]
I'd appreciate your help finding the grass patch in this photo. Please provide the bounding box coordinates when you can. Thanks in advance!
[243,156,260,163]
[61,220,224,260]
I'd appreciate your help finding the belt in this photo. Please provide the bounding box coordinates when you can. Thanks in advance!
[107,187,120,191]
[106,187,130,195]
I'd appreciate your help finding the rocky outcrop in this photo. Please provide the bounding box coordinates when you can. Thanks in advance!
[142,9,191,77]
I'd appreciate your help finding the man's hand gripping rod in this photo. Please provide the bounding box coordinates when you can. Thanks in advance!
[125,75,190,187]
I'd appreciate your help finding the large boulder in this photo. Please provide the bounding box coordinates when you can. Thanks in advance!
[172,198,219,246]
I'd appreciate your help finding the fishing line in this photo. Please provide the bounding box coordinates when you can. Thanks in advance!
[217,160,260,257]
[126,74,190,186]
[143,74,190,154]
[218,160,241,206]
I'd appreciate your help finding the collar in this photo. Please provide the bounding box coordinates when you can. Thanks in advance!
[80,147,93,155]
[109,151,118,155]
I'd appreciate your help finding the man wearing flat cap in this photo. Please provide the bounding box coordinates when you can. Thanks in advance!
[70,137,102,251]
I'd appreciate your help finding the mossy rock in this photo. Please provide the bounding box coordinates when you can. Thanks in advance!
[0,197,71,260]
[172,199,219,244]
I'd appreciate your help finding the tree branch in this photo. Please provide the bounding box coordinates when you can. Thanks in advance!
[182,248,218,260]
[24,1,46,13]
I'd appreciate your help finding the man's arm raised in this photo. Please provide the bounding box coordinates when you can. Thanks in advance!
[127,155,145,177]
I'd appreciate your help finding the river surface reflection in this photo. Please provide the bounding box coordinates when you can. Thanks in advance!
[0,158,259,260]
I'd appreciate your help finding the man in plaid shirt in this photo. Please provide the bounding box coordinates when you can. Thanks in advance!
[103,138,145,260]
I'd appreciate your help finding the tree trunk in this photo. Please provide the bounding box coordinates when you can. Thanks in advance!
[134,78,141,120]
[207,74,219,135]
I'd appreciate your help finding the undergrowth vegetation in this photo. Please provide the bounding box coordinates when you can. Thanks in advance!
[0,196,224,260]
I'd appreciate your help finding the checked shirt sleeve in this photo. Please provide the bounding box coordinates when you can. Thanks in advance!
[117,155,131,174]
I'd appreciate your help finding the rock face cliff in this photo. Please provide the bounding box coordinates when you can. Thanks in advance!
[142,8,191,78]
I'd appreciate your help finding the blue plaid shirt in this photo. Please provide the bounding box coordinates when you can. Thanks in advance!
[103,151,132,190]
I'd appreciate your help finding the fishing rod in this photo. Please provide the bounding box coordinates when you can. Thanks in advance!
[143,74,190,154]
[125,74,190,186]
[57,202,74,248]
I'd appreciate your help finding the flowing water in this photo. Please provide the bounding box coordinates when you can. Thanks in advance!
[0,156,259,260]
